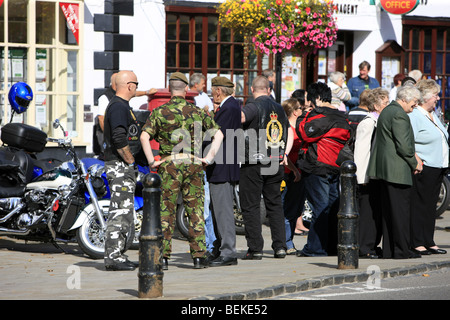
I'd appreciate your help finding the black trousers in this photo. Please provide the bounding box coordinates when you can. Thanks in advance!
[380,180,413,259]
[240,164,286,253]
[357,179,382,256]
[411,165,445,248]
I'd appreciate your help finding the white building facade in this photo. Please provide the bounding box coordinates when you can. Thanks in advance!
[0,0,449,154]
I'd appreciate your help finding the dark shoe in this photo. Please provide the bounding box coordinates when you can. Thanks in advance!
[274,249,286,259]
[295,250,308,257]
[242,251,263,260]
[408,251,422,259]
[359,253,380,259]
[426,247,447,254]
[193,257,209,269]
[209,256,238,267]
[162,258,168,270]
[412,248,432,255]
[105,260,137,271]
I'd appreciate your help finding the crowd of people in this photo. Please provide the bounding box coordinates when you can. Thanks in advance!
[99,63,447,271]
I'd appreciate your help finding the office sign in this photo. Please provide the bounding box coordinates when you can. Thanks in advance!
[379,0,420,15]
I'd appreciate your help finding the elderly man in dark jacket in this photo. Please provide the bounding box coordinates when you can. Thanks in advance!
[206,76,242,267]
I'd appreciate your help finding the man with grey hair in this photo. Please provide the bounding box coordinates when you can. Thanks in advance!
[189,72,216,256]
[190,73,214,113]
[262,69,276,100]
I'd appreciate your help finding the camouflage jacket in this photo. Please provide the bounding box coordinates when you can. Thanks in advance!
[142,96,220,157]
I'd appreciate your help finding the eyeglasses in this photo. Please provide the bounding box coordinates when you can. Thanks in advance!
[127,81,139,88]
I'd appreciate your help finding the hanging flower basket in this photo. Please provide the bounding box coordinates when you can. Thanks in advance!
[217,0,338,55]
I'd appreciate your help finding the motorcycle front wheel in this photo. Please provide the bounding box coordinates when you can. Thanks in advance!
[76,200,137,259]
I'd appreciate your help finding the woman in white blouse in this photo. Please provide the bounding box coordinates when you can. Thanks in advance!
[354,87,390,258]
[408,79,448,255]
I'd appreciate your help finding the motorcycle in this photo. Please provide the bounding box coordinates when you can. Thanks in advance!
[0,120,109,258]
[71,158,150,258]
[436,172,450,217]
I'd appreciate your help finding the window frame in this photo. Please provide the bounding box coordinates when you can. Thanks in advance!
[402,17,450,121]
[165,5,274,101]
[0,0,83,142]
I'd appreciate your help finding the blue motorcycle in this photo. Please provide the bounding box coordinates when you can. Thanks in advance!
[69,158,150,258]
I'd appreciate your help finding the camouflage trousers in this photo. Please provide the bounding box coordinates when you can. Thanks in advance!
[104,160,136,265]
[158,160,206,259]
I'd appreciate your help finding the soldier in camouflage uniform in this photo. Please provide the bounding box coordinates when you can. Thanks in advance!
[140,72,223,269]
[102,71,141,271]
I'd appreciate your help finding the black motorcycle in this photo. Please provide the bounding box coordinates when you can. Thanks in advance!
[0,120,109,257]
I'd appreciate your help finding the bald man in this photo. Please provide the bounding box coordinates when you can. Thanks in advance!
[103,70,141,271]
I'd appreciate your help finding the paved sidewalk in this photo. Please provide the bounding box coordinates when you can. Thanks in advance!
[1,211,449,300]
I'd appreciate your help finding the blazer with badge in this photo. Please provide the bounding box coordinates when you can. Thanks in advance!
[367,101,417,186]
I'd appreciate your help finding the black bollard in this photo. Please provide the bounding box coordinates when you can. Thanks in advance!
[337,160,359,269]
[138,172,164,298]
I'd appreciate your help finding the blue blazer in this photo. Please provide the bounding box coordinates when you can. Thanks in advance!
[206,96,242,183]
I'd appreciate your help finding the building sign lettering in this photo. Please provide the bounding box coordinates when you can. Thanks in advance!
[336,3,359,15]
[379,0,419,14]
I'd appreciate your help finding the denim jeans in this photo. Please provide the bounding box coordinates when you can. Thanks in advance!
[301,172,340,256]
[203,175,216,252]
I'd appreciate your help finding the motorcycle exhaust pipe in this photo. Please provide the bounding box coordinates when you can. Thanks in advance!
[0,203,25,223]
[0,226,31,236]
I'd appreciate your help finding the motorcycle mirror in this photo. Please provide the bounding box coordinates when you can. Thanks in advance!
[53,119,67,137]
[53,119,60,129]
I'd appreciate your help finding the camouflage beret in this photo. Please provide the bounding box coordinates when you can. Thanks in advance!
[169,72,188,84]
[211,76,234,88]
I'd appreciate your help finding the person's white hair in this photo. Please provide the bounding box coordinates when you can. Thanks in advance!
[397,84,421,103]
[329,71,345,84]
[408,69,423,82]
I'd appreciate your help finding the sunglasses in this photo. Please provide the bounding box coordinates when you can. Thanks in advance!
[127,81,139,88]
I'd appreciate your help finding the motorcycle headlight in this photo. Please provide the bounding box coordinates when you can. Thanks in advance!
[92,176,107,198]
[60,161,76,172]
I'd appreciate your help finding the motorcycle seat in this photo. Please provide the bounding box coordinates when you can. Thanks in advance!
[0,147,35,184]
[0,184,26,198]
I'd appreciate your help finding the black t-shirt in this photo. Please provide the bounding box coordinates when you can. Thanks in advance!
[103,96,140,162]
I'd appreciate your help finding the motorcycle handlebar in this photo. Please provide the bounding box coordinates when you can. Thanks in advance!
[47,137,72,146]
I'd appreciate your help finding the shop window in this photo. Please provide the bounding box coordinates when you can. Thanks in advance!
[403,20,450,121]
[0,0,82,143]
[165,6,272,101]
